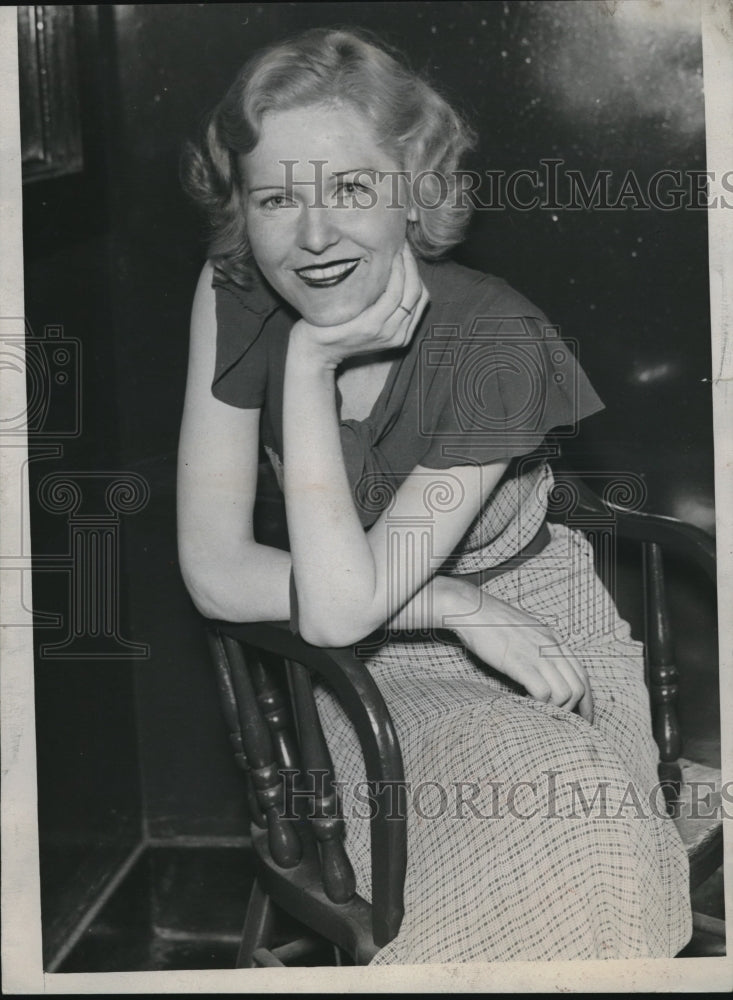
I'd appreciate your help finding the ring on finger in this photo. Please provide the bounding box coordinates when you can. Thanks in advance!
[398,303,413,315]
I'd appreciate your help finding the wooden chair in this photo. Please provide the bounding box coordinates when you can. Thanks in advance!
[205,620,407,967]
[205,471,724,965]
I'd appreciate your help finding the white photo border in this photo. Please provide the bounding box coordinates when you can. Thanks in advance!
[1,1,731,992]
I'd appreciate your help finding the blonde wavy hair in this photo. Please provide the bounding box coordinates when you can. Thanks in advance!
[182,26,477,288]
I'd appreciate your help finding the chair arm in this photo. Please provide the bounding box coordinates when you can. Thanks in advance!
[607,507,716,584]
[559,474,716,583]
[208,619,407,947]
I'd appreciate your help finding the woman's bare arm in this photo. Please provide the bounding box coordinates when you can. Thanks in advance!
[177,261,491,630]
[284,346,508,644]
[177,262,291,621]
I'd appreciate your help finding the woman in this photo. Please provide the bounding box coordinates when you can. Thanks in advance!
[178,27,691,962]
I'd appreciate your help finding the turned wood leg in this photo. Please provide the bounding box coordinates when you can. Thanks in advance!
[236,878,276,968]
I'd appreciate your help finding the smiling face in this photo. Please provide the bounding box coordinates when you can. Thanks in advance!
[243,103,414,327]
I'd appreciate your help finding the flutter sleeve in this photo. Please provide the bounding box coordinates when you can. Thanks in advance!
[416,288,604,468]
[210,269,279,409]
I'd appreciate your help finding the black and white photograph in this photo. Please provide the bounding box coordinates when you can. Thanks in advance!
[1,1,731,992]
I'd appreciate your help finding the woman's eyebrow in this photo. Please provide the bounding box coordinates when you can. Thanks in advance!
[247,168,379,194]
[247,183,290,194]
[332,167,378,178]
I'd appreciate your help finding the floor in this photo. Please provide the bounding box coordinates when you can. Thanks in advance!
[58,843,345,972]
[57,841,725,971]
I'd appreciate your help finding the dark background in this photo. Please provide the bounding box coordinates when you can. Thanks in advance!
[22,2,715,967]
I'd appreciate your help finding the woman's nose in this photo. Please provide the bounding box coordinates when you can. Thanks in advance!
[296,204,340,254]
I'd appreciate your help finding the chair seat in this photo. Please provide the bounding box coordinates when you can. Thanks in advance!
[674,758,724,889]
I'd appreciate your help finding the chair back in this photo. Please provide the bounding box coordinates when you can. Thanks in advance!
[206,620,407,964]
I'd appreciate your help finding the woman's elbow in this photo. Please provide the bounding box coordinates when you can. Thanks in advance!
[179,560,222,620]
[178,540,232,620]
[299,623,364,648]
[298,611,377,649]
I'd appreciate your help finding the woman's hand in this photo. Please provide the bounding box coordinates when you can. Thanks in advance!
[288,242,429,370]
[441,577,595,723]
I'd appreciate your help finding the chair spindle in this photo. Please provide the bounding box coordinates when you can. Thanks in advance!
[249,648,299,821]
[286,658,356,904]
[207,632,266,828]
[222,635,302,868]
[642,542,682,805]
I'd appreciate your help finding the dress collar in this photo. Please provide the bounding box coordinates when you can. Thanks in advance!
[211,260,282,317]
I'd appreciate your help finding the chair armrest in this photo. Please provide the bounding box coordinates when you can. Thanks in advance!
[555,473,716,582]
[208,619,407,947]
[608,507,716,583]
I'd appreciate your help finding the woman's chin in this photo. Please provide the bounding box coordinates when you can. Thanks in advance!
[299,299,365,329]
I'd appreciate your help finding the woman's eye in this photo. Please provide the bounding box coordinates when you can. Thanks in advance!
[336,180,369,200]
[259,194,293,210]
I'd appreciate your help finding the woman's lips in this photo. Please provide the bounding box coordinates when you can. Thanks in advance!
[294,258,360,287]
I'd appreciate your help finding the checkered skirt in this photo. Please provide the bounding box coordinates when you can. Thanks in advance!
[314,516,693,963]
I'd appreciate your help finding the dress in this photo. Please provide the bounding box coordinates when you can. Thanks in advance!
[210,257,692,962]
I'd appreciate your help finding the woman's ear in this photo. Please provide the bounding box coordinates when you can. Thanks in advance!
[396,164,418,222]
[405,184,419,222]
